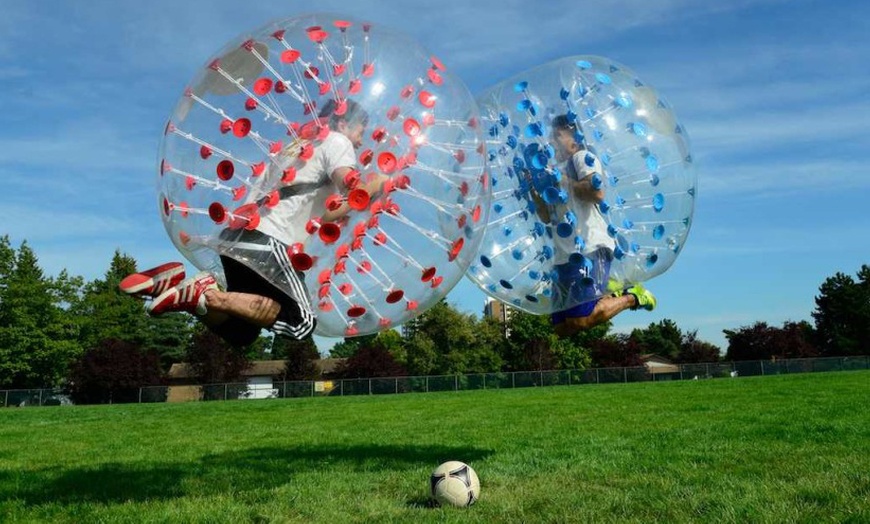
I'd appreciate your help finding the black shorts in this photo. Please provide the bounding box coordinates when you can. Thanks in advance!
[210,230,316,346]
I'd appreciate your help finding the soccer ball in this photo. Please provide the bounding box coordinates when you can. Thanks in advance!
[430,461,480,507]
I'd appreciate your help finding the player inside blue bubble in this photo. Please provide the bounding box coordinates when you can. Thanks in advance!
[543,114,657,337]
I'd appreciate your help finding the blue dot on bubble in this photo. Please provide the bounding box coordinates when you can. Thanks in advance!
[652,193,664,212]
[653,224,665,239]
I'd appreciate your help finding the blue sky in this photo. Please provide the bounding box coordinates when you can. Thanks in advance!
[2,0,868,353]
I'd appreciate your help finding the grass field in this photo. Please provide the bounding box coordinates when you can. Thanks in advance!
[1,371,868,523]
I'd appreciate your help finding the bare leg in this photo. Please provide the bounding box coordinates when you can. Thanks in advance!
[198,289,281,329]
[554,294,638,337]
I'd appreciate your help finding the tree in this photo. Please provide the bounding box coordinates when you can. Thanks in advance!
[329,333,377,358]
[0,239,84,388]
[724,321,818,361]
[503,311,554,371]
[185,327,252,383]
[589,335,644,368]
[333,342,407,378]
[677,330,722,363]
[275,335,321,380]
[401,301,484,375]
[629,319,683,360]
[67,339,166,404]
[812,265,870,356]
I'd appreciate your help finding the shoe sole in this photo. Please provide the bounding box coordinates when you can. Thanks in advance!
[120,262,185,297]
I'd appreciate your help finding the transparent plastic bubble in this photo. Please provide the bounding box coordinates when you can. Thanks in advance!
[466,56,696,313]
[157,14,488,336]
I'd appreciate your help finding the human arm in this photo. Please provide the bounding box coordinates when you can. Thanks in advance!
[321,168,388,222]
[569,150,605,202]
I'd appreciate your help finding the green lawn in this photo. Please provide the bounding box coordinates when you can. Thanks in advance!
[1,371,868,523]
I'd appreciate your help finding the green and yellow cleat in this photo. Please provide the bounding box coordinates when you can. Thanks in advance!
[627,283,656,311]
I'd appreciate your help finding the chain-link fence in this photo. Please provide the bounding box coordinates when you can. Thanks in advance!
[3,355,868,407]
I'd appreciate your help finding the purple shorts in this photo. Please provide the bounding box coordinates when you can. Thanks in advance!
[551,248,612,323]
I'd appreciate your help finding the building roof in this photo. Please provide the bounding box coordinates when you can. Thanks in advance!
[167,358,346,379]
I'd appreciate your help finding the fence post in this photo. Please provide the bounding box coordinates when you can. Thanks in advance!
[369,379,372,395]
[679,365,684,380]
[340,380,344,396]
[38,389,43,406]
[483,374,487,390]
[283,381,288,398]
[224,383,228,400]
[512,372,515,389]
[3,390,7,408]
[596,368,600,384]
[623,367,627,383]
[705,363,710,378]
[395,378,398,394]
[454,375,458,391]
[761,360,765,376]
[139,388,143,404]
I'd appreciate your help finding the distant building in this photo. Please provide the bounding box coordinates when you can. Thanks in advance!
[483,297,514,337]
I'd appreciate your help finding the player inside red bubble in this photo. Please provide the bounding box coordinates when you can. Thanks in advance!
[121,99,384,346]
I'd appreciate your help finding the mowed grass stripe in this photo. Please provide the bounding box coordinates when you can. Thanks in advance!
[1,371,868,523]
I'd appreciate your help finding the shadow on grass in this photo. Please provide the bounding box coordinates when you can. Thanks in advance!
[0,443,494,506]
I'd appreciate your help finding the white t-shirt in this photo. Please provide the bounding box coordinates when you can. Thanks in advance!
[551,149,615,264]
[256,131,357,246]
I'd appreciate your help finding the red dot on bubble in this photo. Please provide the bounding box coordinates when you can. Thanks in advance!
[275,81,287,93]
[386,106,400,120]
[449,238,465,261]
[377,152,398,174]
[339,283,353,296]
[428,69,443,86]
[162,198,171,216]
[347,189,370,211]
[319,222,341,244]
[421,267,436,282]
[220,119,233,134]
[403,118,421,137]
[216,160,234,180]
[430,56,446,71]
[304,66,320,80]
[319,301,334,312]
[232,118,251,137]
[362,63,374,77]
[347,306,366,318]
[232,186,247,201]
[200,146,212,159]
[291,253,313,271]
[418,91,436,108]
[245,98,258,111]
[208,202,227,224]
[472,204,482,222]
[334,20,352,29]
[281,49,301,63]
[386,290,404,304]
[179,231,191,245]
[185,176,196,191]
[306,27,329,44]
[265,191,280,208]
[333,64,346,76]
[253,78,273,96]
[349,79,362,94]
[359,149,374,166]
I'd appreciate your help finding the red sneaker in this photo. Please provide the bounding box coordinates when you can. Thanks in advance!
[147,272,218,316]
[120,262,185,297]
